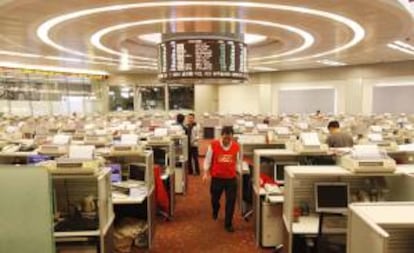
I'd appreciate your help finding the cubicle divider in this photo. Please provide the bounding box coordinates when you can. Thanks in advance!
[284,165,414,253]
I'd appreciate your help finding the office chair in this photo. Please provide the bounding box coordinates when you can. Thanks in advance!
[242,164,254,221]
[152,147,168,168]
[315,213,346,253]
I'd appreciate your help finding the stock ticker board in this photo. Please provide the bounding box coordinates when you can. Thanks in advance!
[158,38,248,82]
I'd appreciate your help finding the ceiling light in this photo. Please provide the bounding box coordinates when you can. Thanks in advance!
[393,40,414,51]
[90,17,314,61]
[0,61,108,75]
[398,0,414,17]
[118,48,130,71]
[316,59,347,66]
[0,50,41,58]
[0,49,157,70]
[249,66,278,72]
[244,34,267,45]
[139,33,162,44]
[37,1,363,63]
[387,43,414,56]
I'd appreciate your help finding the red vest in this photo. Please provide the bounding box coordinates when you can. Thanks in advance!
[210,140,240,179]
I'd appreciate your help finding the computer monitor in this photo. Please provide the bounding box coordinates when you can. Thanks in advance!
[273,162,298,185]
[315,182,349,214]
[273,164,285,185]
[128,163,146,182]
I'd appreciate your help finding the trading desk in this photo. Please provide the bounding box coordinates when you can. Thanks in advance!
[283,165,414,253]
[252,149,335,248]
[112,186,156,249]
[348,202,414,253]
[144,140,176,218]
[0,151,38,164]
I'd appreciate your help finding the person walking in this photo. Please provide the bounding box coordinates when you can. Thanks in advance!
[203,126,239,232]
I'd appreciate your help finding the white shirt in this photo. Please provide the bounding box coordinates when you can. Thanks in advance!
[188,123,200,147]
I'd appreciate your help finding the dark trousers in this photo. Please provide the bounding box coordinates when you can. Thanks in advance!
[188,146,200,174]
[210,177,237,227]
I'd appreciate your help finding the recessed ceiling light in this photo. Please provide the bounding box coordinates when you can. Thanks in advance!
[0,61,108,75]
[316,59,347,66]
[37,1,364,63]
[90,17,314,61]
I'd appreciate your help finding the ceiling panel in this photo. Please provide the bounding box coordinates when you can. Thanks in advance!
[0,0,412,74]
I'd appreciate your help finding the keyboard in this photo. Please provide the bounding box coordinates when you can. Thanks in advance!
[54,218,98,232]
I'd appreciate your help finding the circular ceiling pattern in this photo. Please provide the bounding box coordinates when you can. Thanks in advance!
[36,1,367,71]
[89,17,315,61]
[0,0,411,73]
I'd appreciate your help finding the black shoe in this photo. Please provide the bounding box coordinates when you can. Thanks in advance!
[212,212,218,220]
[225,226,234,233]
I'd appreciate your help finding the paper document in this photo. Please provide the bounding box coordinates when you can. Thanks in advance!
[351,145,386,160]
[370,125,382,133]
[300,132,320,146]
[398,144,414,152]
[275,127,290,135]
[69,145,95,159]
[154,128,168,137]
[368,133,383,142]
[53,134,70,145]
[256,123,268,131]
[121,134,139,144]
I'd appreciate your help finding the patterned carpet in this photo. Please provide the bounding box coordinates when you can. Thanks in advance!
[134,171,275,253]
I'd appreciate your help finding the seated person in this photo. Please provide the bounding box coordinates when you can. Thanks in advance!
[326,121,354,148]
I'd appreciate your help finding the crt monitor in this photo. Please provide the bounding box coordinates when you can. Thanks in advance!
[274,164,285,184]
[273,162,298,185]
[128,163,146,182]
[315,182,349,214]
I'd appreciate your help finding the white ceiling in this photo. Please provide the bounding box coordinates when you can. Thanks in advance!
[0,0,413,74]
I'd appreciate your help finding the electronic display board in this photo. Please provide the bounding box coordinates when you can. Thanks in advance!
[158,38,248,82]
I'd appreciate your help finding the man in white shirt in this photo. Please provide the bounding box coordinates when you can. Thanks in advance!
[187,113,200,175]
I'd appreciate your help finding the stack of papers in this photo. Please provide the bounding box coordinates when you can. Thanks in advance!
[300,132,320,146]
[351,145,386,160]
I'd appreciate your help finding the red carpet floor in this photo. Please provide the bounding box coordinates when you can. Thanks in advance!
[133,171,275,253]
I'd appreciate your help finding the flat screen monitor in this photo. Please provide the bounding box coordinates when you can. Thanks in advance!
[315,182,349,214]
[128,163,146,182]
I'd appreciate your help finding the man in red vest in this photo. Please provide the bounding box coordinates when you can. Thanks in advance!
[203,126,240,233]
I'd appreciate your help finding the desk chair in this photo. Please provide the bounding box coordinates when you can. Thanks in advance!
[152,147,168,168]
[315,213,346,253]
[242,164,254,221]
